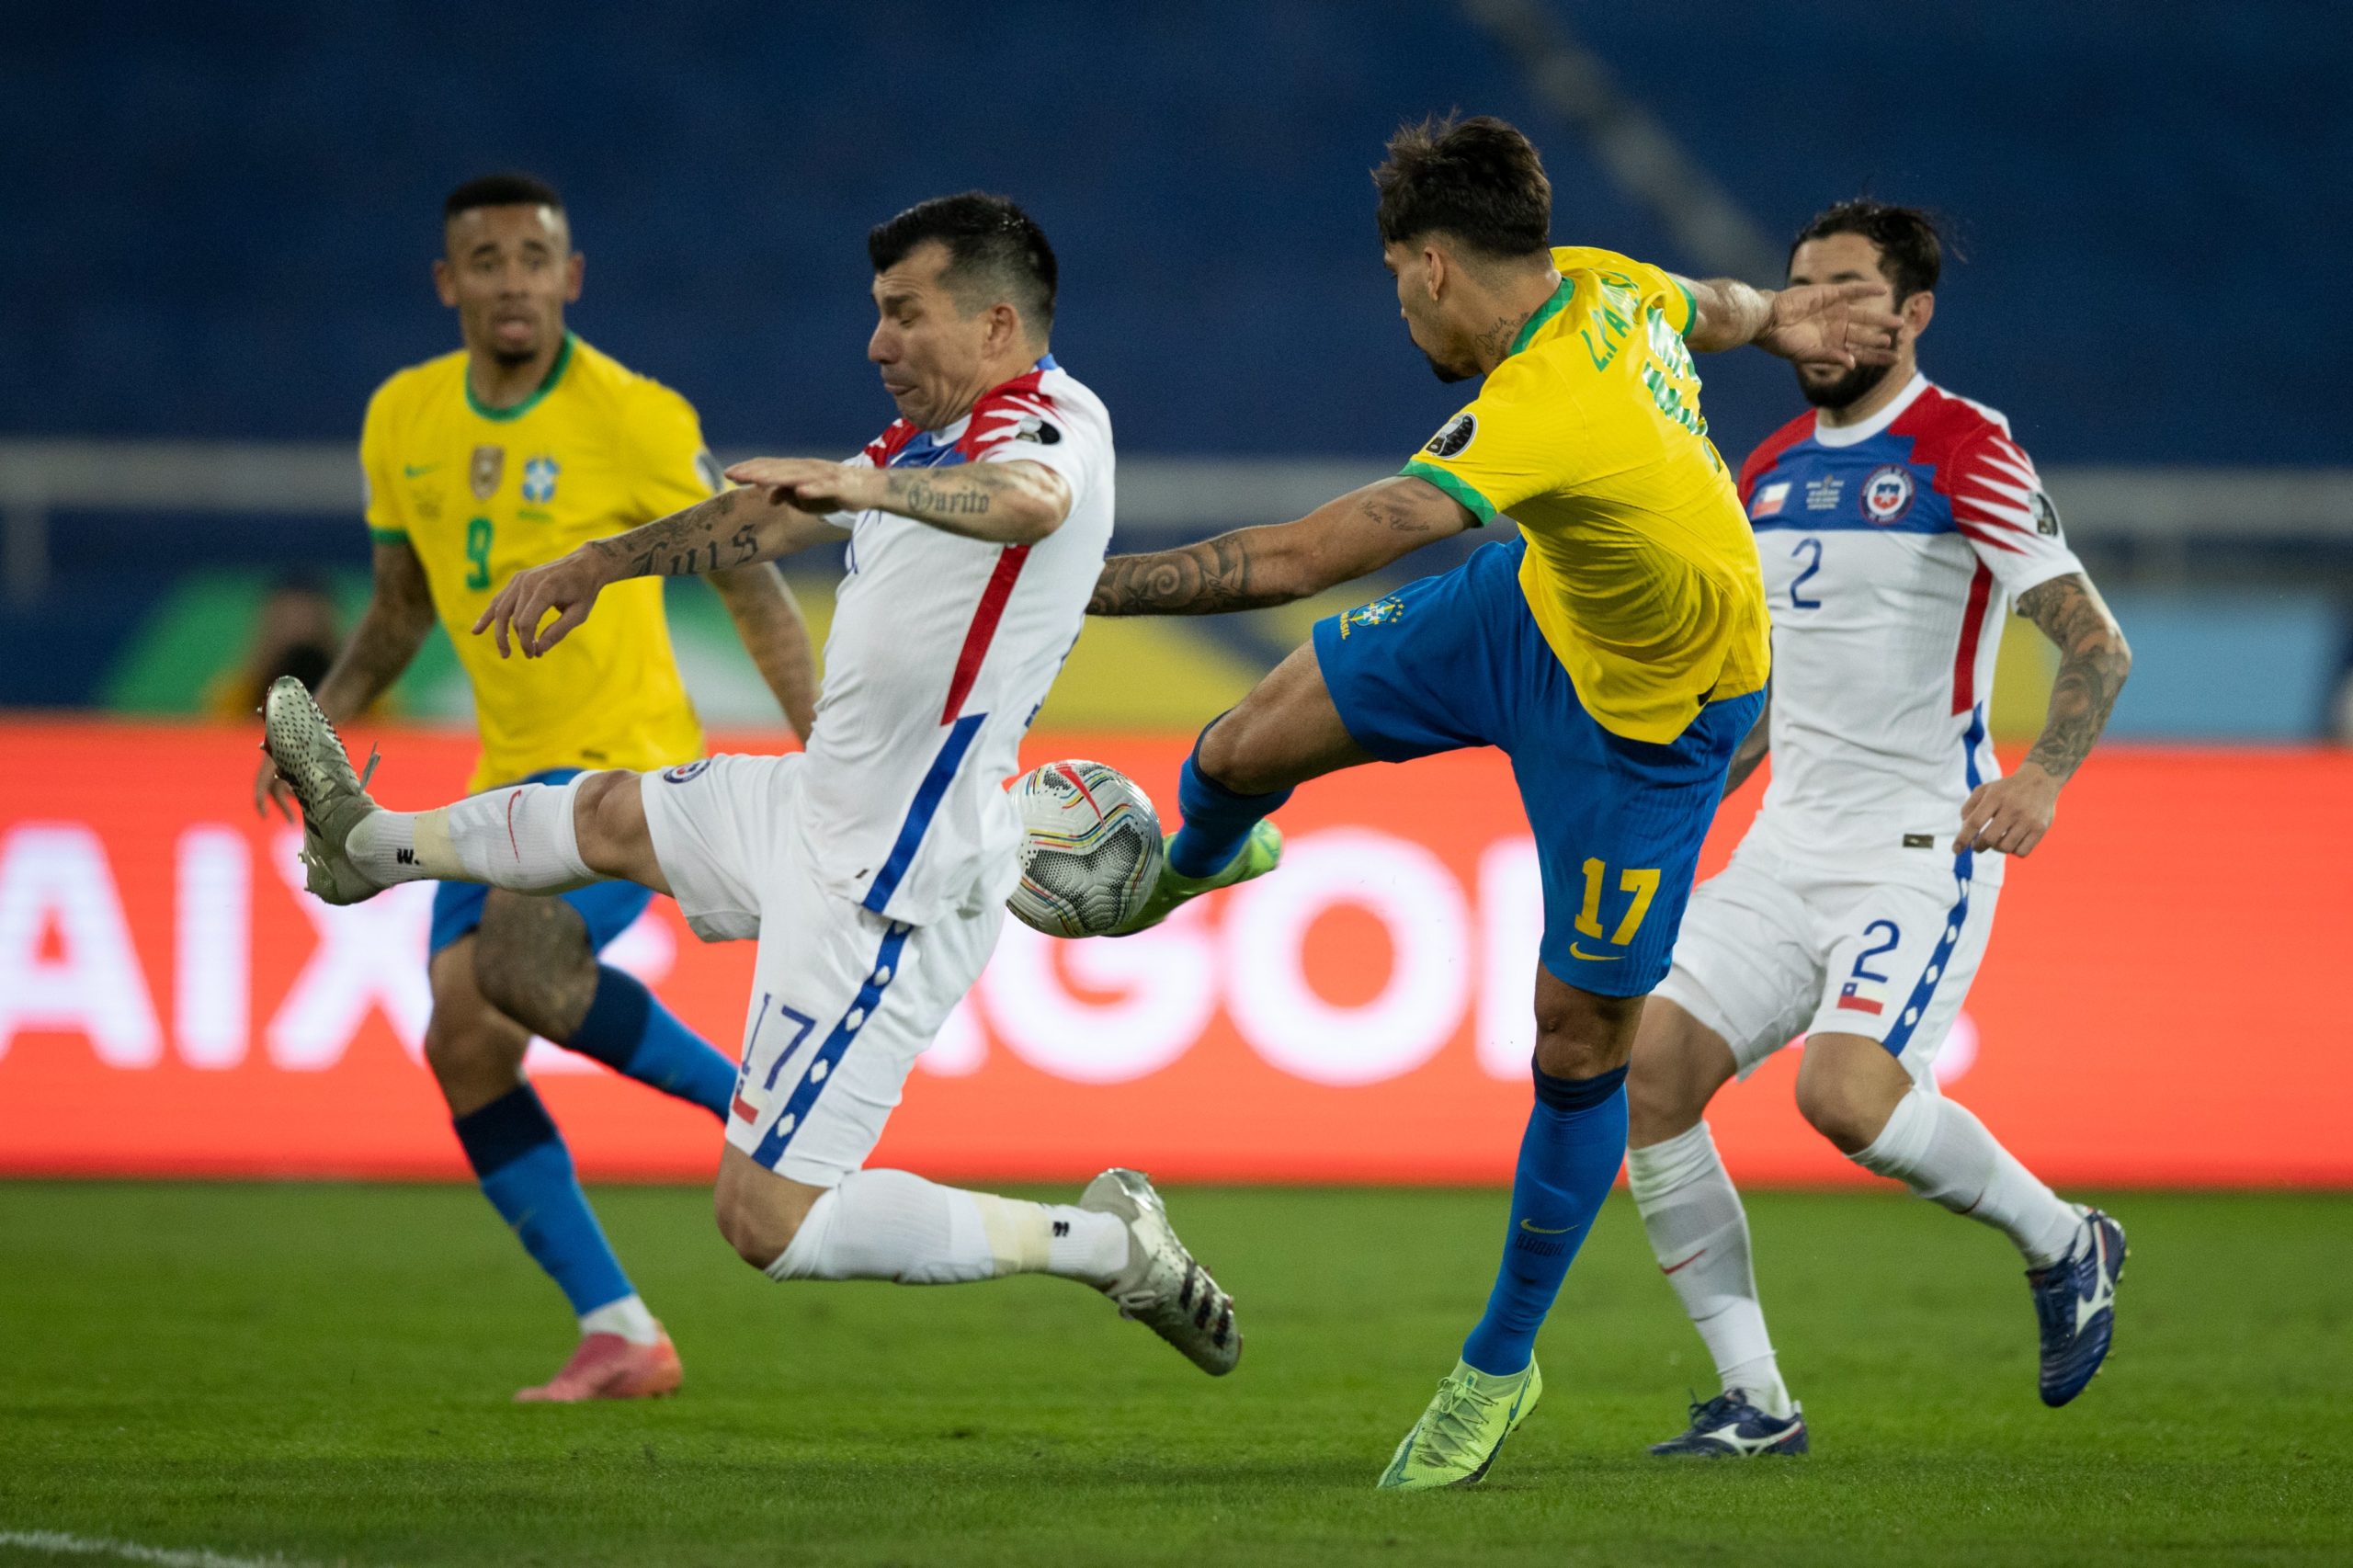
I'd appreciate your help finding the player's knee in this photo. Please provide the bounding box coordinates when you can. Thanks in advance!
[1795,1059,1900,1154]
[714,1188,801,1269]
[1530,985,1643,1083]
[712,1159,829,1271]
[569,770,645,877]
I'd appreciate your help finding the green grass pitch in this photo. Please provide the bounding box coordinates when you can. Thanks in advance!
[3,1182,2347,1566]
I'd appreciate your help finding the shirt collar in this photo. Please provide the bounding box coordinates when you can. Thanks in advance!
[1812,371,1929,448]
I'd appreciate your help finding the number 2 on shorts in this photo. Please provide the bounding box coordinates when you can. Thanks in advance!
[1574,857,1661,946]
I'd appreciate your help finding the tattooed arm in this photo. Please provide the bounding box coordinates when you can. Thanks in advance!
[256,537,438,819]
[474,484,845,659]
[726,456,1072,545]
[1089,476,1475,617]
[1952,571,2131,857]
[1721,692,1771,798]
[706,562,822,742]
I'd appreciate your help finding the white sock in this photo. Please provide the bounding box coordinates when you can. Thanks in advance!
[1851,1089,2082,1269]
[346,778,597,892]
[1626,1121,1792,1416]
[760,1169,1130,1288]
[577,1292,662,1346]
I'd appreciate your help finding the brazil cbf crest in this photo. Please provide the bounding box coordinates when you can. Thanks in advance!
[1861,463,1915,524]
[1338,595,1404,638]
[522,455,560,505]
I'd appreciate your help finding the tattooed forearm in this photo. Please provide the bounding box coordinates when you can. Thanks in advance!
[709,562,821,741]
[1090,479,1470,618]
[313,540,435,720]
[594,488,769,580]
[898,477,989,515]
[877,461,1066,540]
[1090,531,1275,617]
[2016,572,2131,780]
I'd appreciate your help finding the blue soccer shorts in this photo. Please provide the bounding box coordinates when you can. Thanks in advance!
[427,767,654,958]
[1312,537,1763,997]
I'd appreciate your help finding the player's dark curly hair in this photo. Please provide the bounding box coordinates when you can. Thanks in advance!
[1373,114,1552,259]
[1792,200,1948,301]
[444,172,564,222]
[869,192,1058,330]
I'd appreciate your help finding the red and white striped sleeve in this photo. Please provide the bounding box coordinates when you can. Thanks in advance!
[961,369,1107,506]
[1949,426,2084,597]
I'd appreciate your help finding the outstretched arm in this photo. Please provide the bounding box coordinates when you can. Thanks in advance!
[726,456,1072,546]
[1089,475,1475,617]
[1953,572,2131,857]
[475,485,845,658]
[1677,275,1902,369]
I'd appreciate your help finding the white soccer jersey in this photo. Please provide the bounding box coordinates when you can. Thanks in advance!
[1736,374,2082,882]
[799,356,1114,925]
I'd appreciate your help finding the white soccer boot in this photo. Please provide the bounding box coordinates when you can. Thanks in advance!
[1081,1168,1242,1376]
[261,675,387,906]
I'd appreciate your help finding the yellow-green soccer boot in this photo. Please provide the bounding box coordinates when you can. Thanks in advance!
[1377,1358,1543,1491]
[1108,820,1282,937]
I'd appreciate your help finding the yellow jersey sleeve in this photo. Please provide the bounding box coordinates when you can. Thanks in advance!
[1552,244,1699,339]
[623,380,722,521]
[1399,352,1578,525]
[358,378,407,542]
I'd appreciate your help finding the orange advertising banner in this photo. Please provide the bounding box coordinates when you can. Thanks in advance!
[1,720,2347,1187]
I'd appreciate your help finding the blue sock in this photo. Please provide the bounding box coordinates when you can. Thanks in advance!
[1166,730,1291,879]
[560,966,734,1120]
[1460,1062,1630,1377]
[452,1085,633,1318]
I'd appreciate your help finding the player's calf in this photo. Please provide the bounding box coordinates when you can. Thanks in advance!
[422,945,533,1116]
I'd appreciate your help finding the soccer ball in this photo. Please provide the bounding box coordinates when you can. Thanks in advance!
[1007,760,1165,937]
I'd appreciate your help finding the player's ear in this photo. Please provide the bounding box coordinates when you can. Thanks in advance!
[986,300,1022,354]
[1421,244,1448,301]
[432,257,459,310]
[1904,290,1934,339]
[564,251,585,304]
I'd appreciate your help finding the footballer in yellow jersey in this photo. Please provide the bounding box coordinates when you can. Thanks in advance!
[254,173,817,1403]
[1086,117,1899,1487]
[1398,244,1771,744]
[360,330,718,792]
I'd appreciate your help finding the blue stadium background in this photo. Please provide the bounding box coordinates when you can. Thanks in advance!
[4,1,2350,728]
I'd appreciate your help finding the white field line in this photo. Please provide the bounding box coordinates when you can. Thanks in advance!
[0,1529,323,1568]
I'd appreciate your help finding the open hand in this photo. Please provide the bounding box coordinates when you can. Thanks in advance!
[1759,280,1904,369]
[472,547,608,658]
[1954,763,2061,857]
[724,458,880,515]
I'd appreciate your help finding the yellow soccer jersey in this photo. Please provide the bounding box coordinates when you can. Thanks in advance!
[360,333,716,790]
[1400,245,1770,744]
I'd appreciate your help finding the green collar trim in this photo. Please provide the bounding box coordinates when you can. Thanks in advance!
[1506,277,1574,359]
[466,332,574,422]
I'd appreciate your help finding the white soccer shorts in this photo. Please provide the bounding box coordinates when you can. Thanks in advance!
[638,752,1003,1187]
[1653,836,2001,1085]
